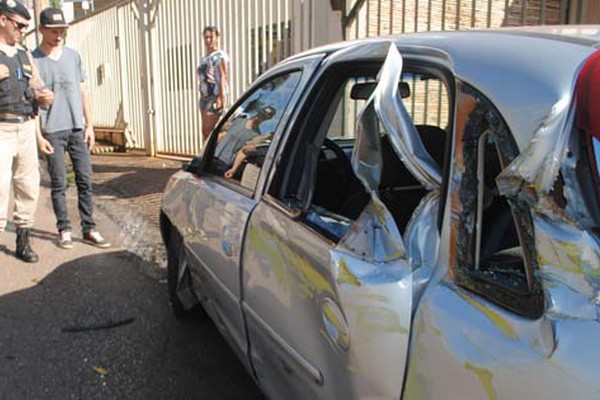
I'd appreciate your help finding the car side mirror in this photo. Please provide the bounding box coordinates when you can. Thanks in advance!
[184,155,204,174]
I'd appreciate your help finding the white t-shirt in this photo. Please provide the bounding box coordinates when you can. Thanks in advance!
[197,49,229,98]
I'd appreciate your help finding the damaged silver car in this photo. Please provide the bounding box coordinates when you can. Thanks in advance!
[160,26,600,399]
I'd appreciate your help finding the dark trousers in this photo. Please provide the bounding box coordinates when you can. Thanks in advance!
[45,129,96,234]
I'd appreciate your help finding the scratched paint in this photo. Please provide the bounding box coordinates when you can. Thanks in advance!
[456,291,518,339]
[464,362,497,400]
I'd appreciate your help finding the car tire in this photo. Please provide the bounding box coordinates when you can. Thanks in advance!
[166,228,206,320]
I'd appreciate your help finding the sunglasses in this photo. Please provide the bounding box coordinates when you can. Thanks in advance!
[6,16,28,31]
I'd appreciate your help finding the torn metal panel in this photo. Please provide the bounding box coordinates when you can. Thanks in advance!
[534,213,600,320]
[405,191,441,271]
[330,249,412,399]
[342,43,406,264]
[352,99,382,192]
[336,197,406,263]
[328,43,419,398]
[498,92,575,195]
[404,191,441,307]
[374,44,442,190]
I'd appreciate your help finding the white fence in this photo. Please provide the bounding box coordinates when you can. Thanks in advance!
[29,0,295,157]
[27,0,588,157]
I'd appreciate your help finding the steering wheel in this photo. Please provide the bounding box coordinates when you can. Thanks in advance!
[311,138,358,212]
[322,138,355,179]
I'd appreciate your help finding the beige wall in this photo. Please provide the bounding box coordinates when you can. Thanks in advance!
[347,0,566,39]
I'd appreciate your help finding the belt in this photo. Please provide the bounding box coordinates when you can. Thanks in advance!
[0,114,31,123]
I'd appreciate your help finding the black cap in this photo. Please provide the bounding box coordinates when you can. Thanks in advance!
[258,106,276,119]
[0,0,31,21]
[40,7,68,28]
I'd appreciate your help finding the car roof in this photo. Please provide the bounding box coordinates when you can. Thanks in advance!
[286,26,600,149]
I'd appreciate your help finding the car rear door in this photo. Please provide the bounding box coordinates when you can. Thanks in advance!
[403,72,600,399]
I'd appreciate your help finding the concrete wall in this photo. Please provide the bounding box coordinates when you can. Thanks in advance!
[345,0,568,39]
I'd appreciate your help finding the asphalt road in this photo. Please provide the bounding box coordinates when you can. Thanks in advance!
[0,187,263,399]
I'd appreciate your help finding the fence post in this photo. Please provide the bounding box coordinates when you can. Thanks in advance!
[134,0,159,156]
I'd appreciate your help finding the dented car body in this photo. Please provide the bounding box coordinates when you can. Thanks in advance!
[160,26,600,399]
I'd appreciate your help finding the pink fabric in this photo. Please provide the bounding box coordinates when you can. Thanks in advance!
[576,50,600,140]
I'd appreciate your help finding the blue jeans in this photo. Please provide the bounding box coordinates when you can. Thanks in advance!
[44,129,96,234]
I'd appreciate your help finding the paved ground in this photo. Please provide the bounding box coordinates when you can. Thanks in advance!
[0,152,264,399]
[90,151,183,277]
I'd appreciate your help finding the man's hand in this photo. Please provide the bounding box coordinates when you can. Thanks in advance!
[38,137,54,155]
[35,88,54,108]
[224,168,235,179]
[84,125,95,152]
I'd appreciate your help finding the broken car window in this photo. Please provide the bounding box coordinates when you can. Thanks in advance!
[270,61,449,242]
[453,81,543,318]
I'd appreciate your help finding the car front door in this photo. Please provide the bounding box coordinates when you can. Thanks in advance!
[181,56,323,363]
[242,43,443,399]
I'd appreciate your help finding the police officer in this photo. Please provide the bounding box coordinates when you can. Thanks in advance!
[0,0,53,263]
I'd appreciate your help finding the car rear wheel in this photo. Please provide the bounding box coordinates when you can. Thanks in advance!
[167,228,206,320]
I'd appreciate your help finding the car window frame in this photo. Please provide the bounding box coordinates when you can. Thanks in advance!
[199,68,306,198]
[264,61,382,221]
[452,80,544,319]
[266,56,454,243]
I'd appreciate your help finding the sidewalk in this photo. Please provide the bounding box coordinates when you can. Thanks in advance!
[89,151,186,277]
[1,150,184,288]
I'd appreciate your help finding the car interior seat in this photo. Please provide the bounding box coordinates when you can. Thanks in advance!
[338,124,446,231]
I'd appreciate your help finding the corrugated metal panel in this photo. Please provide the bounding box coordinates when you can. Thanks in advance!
[65,6,122,127]
[117,2,146,149]
[26,0,293,157]
[150,0,293,155]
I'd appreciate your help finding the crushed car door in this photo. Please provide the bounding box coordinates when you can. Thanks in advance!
[242,43,443,399]
[404,62,600,399]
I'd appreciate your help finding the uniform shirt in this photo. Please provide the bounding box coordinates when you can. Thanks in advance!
[32,46,86,133]
[0,42,44,91]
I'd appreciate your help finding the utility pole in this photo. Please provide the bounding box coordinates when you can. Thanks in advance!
[133,0,159,156]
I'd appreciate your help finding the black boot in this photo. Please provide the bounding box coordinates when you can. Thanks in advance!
[16,228,39,263]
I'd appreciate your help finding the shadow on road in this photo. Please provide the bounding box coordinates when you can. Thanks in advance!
[92,164,180,200]
[0,251,263,399]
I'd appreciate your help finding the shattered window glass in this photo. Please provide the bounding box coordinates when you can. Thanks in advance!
[454,81,543,317]
[271,59,449,245]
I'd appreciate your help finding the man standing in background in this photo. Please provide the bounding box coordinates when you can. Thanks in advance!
[34,7,110,250]
[0,0,54,263]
